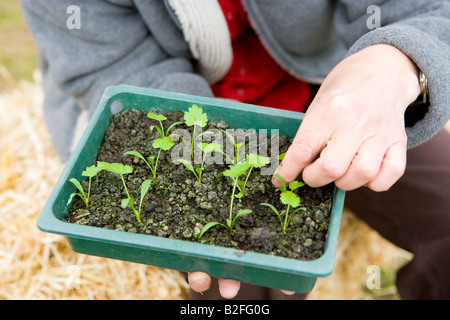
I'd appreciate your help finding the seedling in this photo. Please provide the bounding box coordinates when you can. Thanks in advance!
[124,135,174,179]
[67,164,103,207]
[215,153,270,200]
[261,174,306,233]
[182,104,210,157]
[239,154,271,198]
[198,162,253,238]
[136,179,153,222]
[96,161,143,222]
[221,129,243,164]
[147,112,181,139]
[177,142,223,183]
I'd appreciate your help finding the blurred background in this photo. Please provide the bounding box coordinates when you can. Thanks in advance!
[1,0,418,300]
[0,1,36,91]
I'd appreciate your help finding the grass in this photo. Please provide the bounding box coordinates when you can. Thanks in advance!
[0,0,37,92]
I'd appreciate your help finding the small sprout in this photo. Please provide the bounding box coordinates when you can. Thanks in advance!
[67,164,103,207]
[221,129,244,164]
[183,104,209,157]
[134,179,153,222]
[198,209,252,239]
[96,161,142,222]
[120,179,153,224]
[147,112,182,139]
[261,174,306,233]
[239,154,271,197]
[67,178,88,207]
[124,136,174,179]
[198,162,253,238]
[177,142,222,183]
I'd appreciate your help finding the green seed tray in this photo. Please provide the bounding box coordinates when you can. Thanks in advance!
[38,85,345,293]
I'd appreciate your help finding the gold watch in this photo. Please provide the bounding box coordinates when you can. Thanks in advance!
[419,71,428,103]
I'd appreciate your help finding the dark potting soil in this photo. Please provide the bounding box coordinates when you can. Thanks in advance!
[64,109,335,261]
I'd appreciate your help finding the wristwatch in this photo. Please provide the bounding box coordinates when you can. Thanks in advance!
[419,71,428,103]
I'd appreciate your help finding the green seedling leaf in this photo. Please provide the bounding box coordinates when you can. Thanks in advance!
[222,163,252,179]
[288,180,305,190]
[280,190,301,208]
[150,125,163,137]
[124,151,146,162]
[278,152,286,161]
[215,172,224,179]
[138,179,153,220]
[291,207,307,215]
[196,130,214,140]
[199,142,222,154]
[69,178,85,196]
[286,207,307,228]
[97,161,133,175]
[260,203,279,214]
[246,154,271,168]
[222,129,235,144]
[153,136,175,150]
[67,192,83,206]
[274,173,287,192]
[198,221,226,239]
[184,104,208,127]
[140,179,153,203]
[121,197,141,222]
[177,159,194,173]
[82,164,102,178]
[260,202,282,222]
[121,197,131,209]
[234,209,252,221]
[166,121,183,136]
[147,112,167,122]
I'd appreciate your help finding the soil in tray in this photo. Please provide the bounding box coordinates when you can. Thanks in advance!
[64,109,334,260]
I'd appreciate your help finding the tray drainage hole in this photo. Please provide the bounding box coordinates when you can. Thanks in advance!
[110,101,123,115]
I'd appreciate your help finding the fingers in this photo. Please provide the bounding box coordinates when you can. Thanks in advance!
[273,114,328,188]
[302,130,361,188]
[332,136,387,190]
[188,272,212,293]
[218,278,241,299]
[281,289,295,295]
[305,136,407,192]
[366,141,407,192]
[188,272,241,299]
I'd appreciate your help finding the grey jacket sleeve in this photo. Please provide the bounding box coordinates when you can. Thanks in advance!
[20,0,213,161]
[335,0,450,149]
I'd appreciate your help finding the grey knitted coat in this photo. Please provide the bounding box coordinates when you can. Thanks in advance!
[20,0,450,161]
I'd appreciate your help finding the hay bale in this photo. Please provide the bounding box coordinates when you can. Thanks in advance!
[0,74,189,300]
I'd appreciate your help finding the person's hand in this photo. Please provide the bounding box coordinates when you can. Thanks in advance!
[187,272,295,298]
[274,44,421,191]
[187,45,421,299]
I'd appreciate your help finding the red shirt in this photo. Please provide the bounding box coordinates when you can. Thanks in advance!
[211,0,311,113]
